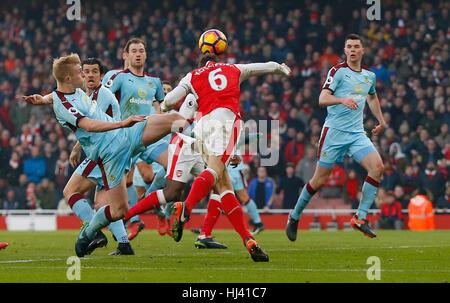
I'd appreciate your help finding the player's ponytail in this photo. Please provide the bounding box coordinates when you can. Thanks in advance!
[199,53,218,67]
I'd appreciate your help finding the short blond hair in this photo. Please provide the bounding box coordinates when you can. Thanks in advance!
[52,53,81,83]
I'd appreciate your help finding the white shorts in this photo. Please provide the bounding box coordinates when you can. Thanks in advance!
[166,133,205,183]
[192,108,242,165]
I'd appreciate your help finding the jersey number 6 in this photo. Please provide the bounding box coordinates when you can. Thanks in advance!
[208,68,228,91]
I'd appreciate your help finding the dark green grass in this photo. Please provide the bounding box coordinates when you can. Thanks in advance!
[0,230,449,282]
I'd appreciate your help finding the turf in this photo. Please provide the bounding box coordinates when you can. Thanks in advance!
[0,230,449,282]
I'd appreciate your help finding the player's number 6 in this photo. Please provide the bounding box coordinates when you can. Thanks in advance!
[208,68,228,91]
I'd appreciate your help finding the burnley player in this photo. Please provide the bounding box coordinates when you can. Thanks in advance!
[24,58,136,255]
[46,53,185,257]
[101,38,170,240]
[163,53,291,262]
[286,34,386,241]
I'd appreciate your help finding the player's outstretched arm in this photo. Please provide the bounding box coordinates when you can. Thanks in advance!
[22,93,53,105]
[318,89,357,109]
[236,62,291,83]
[78,115,146,132]
[366,93,387,135]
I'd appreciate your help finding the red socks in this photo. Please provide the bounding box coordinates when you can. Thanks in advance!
[200,195,222,237]
[185,169,216,214]
[221,191,252,242]
[124,191,161,222]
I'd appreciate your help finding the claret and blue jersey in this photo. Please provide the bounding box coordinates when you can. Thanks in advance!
[318,62,378,168]
[102,69,165,119]
[322,62,377,133]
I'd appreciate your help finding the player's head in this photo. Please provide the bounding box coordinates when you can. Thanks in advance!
[199,52,218,67]
[162,80,173,94]
[82,58,104,90]
[124,37,147,69]
[52,53,83,88]
[344,33,364,65]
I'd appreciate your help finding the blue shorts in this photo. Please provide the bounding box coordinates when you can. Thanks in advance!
[96,119,147,190]
[74,158,102,185]
[317,127,376,169]
[229,169,247,191]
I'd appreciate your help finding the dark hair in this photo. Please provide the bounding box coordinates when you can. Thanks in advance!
[124,37,147,52]
[199,53,218,67]
[82,58,104,75]
[345,33,364,46]
[162,80,172,86]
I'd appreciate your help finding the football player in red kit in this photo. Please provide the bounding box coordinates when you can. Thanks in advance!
[162,53,291,262]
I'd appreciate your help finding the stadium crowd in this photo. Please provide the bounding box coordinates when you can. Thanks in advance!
[0,0,449,212]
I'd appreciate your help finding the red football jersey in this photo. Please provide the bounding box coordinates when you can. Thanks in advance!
[190,61,241,117]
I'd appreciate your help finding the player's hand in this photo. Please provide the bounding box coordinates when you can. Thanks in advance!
[372,123,386,136]
[121,115,146,128]
[69,150,81,168]
[229,155,242,168]
[22,94,46,105]
[341,98,358,110]
[279,63,292,76]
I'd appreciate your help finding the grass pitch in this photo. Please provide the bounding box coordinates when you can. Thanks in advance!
[0,230,449,283]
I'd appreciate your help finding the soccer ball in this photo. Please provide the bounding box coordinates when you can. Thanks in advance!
[198,29,228,55]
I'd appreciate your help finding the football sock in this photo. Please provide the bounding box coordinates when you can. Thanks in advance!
[357,177,379,220]
[108,220,129,243]
[185,169,217,214]
[200,194,222,237]
[221,191,252,242]
[68,193,94,223]
[127,184,140,223]
[124,190,165,222]
[244,199,261,225]
[291,182,317,220]
[84,205,113,240]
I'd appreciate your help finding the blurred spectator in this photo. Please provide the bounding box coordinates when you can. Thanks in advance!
[344,169,359,206]
[419,161,446,204]
[54,150,71,201]
[25,183,37,210]
[14,174,29,209]
[295,145,317,183]
[435,123,450,148]
[248,166,275,210]
[400,165,420,198]
[381,161,401,191]
[435,184,450,210]
[278,163,304,209]
[36,178,57,209]
[23,146,46,184]
[393,185,409,209]
[376,191,404,230]
[321,163,346,198]
[5,151,22,186]
[284,130,305,166]
[2,189,19,210]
